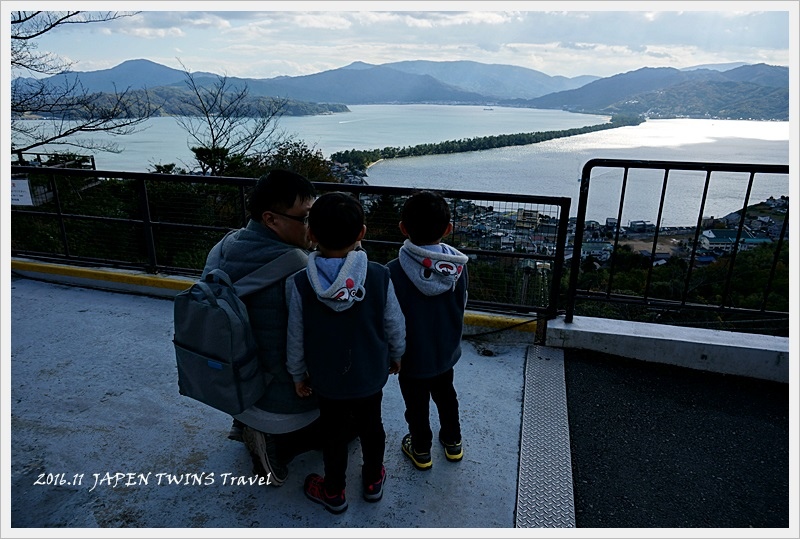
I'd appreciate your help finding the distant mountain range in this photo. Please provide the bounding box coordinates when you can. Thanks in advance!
[518,64,788,120]
[14,59,788,121]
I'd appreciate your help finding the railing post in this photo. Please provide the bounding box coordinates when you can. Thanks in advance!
[520,265,532,303]
[642,168,671,300]
[720,171,755,309]
[682,170,713,305]
[565,164,594,323]
[550,197,570,320]
[606,167,630,296]
[239,185,249,227]
[762,211,789,312]
[137,178,159,274]
[50,172,71,258]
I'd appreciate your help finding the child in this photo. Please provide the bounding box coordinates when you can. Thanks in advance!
[387,190,469,471]
[286,191,405,514]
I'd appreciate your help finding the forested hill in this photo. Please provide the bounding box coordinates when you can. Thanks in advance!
[13,59,788,120]
[144,86,350,117]
[514,64,788,120]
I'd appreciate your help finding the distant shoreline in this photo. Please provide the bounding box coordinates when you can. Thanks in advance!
[332,116,642,175]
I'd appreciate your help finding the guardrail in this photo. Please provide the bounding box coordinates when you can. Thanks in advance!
[11,157,790,337]
[12,151,96,170]
[10,166,570,324]
[566,158,789,336]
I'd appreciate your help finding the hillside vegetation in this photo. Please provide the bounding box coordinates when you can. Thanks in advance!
[13,60,789,121]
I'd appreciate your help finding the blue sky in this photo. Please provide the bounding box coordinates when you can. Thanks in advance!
[6,2,796,79]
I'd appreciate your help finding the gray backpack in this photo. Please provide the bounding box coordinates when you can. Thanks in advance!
[173,249,307,415]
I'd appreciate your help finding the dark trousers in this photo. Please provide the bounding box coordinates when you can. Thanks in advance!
[318,390,385,493]
[273,418,324,464]
[237,412,358,465]
[399,368,461,452]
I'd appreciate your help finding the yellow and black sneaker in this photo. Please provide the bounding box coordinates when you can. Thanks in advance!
[439,437,464,462]
[401,434,432,471]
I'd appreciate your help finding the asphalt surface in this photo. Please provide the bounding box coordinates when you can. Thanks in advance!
[7,275,792,535]
[563,348,789,529]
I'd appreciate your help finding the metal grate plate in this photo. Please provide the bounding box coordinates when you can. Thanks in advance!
[515,345,576,528]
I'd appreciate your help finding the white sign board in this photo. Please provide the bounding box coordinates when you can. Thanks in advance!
[11,178,34,206]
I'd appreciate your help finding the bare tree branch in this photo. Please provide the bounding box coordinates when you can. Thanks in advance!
[174,60,288,175]
[11,11,136,74]
[10,10,154,157]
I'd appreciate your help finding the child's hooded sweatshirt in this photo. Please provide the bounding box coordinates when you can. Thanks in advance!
[387,239,469,379]
[286,249,406,399]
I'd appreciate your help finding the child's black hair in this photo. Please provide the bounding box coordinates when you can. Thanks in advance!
[401,190,451,245]
[308,191,365,250]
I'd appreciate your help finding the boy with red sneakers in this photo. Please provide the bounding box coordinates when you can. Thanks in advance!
[286,192,405,514]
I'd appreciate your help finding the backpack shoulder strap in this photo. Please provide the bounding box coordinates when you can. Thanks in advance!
[233,249,308,297]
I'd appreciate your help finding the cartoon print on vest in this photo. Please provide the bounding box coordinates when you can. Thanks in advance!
[422,257,463,279]
[333,277,365,301]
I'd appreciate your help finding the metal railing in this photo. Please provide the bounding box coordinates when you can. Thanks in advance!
[10,166,570,322]
[11,157,790,337]
[11,151,96,170]
[566,158,789,336]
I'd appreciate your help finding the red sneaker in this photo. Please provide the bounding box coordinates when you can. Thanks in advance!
[303,473,348,514]
[363,465,386,502]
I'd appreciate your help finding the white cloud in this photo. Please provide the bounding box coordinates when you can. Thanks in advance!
[401,11,515,27]
[291,12,353,29]
[17,7,793,79]
[124,27,186,39]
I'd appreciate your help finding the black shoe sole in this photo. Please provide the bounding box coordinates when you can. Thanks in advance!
[364,492,383,503]
[305,492,348,514]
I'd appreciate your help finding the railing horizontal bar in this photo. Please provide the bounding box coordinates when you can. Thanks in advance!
[573,292,788,318]
[11,157,787,335]
[582,158,788,175]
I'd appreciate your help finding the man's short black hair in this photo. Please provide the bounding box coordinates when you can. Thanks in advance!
[247,169,316,221]
[401,190,451,245]
[308,192,364,250]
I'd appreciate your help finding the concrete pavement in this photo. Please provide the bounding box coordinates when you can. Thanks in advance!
[9,276,526,532]
[7,270,792,535]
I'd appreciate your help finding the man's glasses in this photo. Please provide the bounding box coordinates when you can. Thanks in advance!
[272,211,309,225]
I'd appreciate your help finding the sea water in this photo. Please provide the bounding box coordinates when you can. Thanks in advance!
[17,105,789,226]
[366,117,790,226]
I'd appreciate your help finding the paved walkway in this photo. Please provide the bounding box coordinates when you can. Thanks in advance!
[9,276,525,530]
[8,275,792,534]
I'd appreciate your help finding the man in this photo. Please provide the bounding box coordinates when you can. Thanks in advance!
[201,169,320,487]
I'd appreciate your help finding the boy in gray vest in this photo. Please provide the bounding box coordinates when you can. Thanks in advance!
[286,191,405,514]
[387,191,469,471]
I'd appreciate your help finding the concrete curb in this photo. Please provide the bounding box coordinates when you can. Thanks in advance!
[546,315,790,383]
[10,258,539,342]
[14,258,787,382]
[11,259,191,297]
